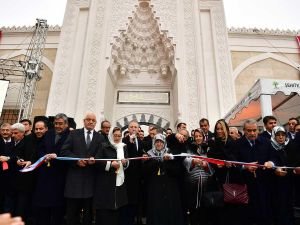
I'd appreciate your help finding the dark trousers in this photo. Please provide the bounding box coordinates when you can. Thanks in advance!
[0,191,3,213]
[248,182,272,225]
[14,192,33,224]
[2,192,15,214]
[120,204,137,225]
[95,209,119,225]
[66,198,93,225]
[35,206,65,225]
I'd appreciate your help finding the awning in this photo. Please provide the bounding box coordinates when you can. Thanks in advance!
[224,78,300,127]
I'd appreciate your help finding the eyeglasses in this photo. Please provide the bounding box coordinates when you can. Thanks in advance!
[113,134,122,137]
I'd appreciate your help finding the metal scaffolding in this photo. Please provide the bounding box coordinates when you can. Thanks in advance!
[0,19,48,121]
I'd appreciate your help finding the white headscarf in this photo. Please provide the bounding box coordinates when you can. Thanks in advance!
[149,133,168,157]
[108,128,126,186]
[271,126,289,151]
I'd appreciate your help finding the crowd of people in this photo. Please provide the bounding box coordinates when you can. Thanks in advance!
[1,112,300,225]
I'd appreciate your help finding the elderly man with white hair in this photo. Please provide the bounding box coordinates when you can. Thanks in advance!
[10,122,37,224]
[60,112,103,225]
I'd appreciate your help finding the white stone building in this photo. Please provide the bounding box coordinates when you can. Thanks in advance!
[0,0,299,130]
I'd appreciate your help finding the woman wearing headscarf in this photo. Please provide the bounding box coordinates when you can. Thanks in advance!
[270,126,294,225]
[143,133,184,225]
[94,127,129,225]
[184,129,211,225]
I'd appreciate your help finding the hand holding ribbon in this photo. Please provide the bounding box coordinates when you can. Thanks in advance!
[77,160,87,167]
[244,161,258,173]
[17,159,31,168]
[44,153,57,163]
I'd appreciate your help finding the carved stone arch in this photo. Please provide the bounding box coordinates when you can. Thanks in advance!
[115,113,170,132]
[0,49,55,72]
[233,52,300,81]
[108,0,176,83]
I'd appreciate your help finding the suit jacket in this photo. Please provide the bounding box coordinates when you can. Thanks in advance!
[122,135,144,204]
[60,128,103,198]
[99,131,110,145]
[286,132,300,167]
[143,135,153,151]
[13,135,37,193]
[33,129,70,207]
[0,138,15,192]
[231,135,274,181]
[201,130,214,152]
[259,131,271,140]
[230,135,274,224]
[166,133,188,154]
[287,131,295,140]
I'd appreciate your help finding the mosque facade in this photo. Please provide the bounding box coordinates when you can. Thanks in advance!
[0,0,299,129]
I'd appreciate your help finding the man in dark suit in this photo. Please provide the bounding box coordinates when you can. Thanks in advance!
[143,125,158,151]
[199,118,214,151]
[60,112,103,225]
[33,113,70,225]
[99,120,111,144]
[230,119,275,225]
[11,123,37,225]
[259,115,277,139]
[287,117,299,140]
[0,123,14,213]
[121,120,144,225]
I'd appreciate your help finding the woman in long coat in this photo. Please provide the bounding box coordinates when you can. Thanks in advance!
[207,119,244,225]
[143,133,184,225]
[94,127,128,225]
[270,126,294,225]
[184,129,211,225]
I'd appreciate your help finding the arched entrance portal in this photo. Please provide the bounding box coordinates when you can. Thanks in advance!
[104,0,177,130]
[115,113,170,132]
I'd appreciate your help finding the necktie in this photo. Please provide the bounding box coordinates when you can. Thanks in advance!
[250,140,255,147]
[86,131,91,148]
[135,138,139,151]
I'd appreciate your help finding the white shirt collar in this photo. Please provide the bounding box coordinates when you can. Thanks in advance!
[3,137,12,143]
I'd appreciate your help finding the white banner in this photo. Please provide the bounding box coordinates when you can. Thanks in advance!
[0,80,9,115]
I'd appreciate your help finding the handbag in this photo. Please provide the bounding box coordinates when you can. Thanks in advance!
[202,173,224,208]
[223,171,249,205]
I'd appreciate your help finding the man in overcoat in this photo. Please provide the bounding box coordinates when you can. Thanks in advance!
[60,112,103,225]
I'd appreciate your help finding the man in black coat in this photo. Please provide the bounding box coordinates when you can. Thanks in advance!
[99,120,111,144]
[166,123,189,154]
[33,113,70,225]
[230,119,275,225]
[142,125,158,151]
[287,117,299,140]
[0,123,14,213]
[259,115,277,139]
[60,112,103,225]
[11,123,37,225]
[199,118,214,151]
[121,120,144,225]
